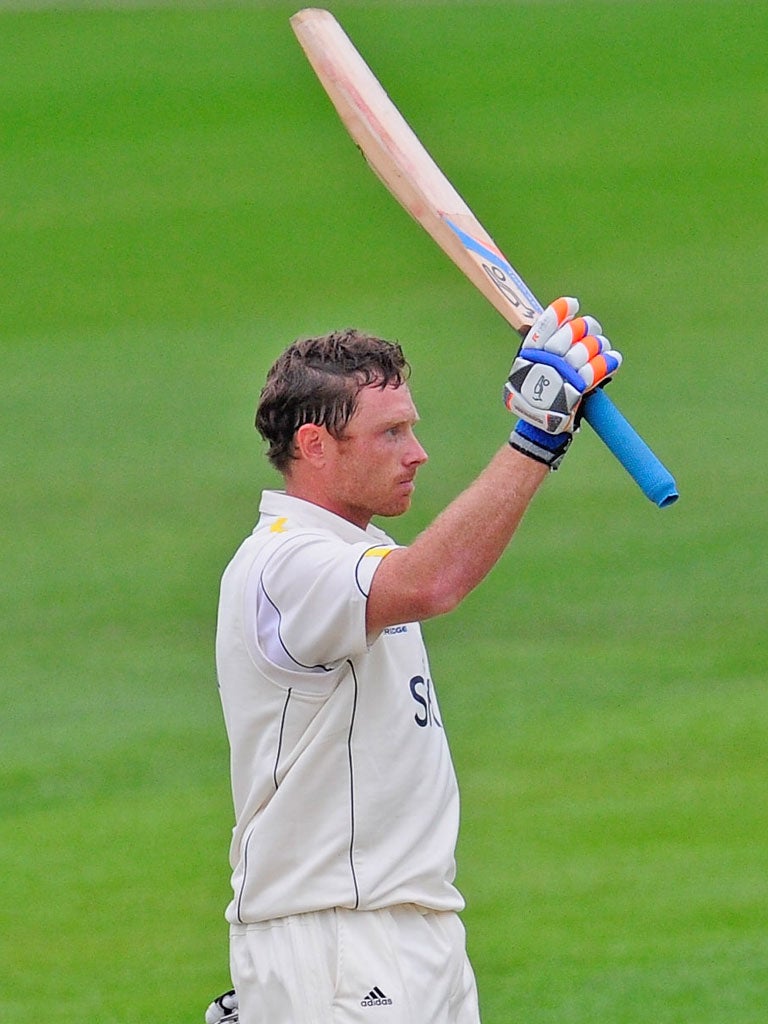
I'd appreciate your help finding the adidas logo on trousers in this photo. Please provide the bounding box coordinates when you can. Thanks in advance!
[361,986,393,1007]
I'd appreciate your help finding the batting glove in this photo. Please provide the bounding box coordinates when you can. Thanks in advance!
[504,296,622,469]
[205,988,239,1024]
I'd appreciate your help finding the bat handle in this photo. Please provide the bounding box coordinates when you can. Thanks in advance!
[581,389,679,508]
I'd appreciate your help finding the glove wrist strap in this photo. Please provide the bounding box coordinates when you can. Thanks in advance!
[509,420,572,471]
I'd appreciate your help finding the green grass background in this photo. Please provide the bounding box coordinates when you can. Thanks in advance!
[2,1,766,1021]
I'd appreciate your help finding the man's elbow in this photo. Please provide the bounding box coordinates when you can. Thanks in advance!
[412,575,465,621]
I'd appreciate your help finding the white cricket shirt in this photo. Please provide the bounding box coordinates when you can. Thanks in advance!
[216,491,463,925]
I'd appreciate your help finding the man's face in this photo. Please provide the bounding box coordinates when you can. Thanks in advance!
[325,381,428,528]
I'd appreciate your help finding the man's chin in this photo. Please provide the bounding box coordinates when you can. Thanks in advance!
[376,496,412,519]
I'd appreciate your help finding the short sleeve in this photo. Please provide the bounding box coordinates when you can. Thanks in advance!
[247,533,396,671]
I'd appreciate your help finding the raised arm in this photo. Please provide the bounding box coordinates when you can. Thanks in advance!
[367,297,622,633]
[366,445,547,633]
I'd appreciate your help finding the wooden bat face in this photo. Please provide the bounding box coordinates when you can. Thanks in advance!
[290,7,539,331]
[289,7,679,507]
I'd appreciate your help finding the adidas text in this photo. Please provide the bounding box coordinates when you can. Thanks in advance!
[361,987,393,1007]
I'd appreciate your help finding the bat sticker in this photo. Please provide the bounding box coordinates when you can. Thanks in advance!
[443,217,540,321]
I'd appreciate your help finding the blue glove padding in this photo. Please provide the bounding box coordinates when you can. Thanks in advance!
[510,418,573,470]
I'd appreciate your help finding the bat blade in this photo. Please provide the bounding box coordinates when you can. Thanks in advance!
[290,7,541,330]
[290,8,679,508]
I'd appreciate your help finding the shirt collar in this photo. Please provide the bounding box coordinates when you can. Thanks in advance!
[257,490,393,546]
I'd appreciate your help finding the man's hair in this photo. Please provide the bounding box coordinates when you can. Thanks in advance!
[255,328,411,473]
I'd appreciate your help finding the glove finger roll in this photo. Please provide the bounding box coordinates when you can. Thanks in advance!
[578,349,623,389]
[544,315,603,356]
[526,296,579,349]
[573,314,603,341]
[564,333,608,369]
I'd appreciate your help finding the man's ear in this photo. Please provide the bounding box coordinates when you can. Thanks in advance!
[294,423,328,464]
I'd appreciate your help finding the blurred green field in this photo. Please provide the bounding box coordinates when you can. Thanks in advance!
[1,1,766,1021]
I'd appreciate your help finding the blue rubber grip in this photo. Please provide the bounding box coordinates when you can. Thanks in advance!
[582,389,678,507]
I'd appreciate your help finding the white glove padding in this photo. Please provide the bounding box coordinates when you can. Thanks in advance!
[205,989,239,1024]
[504,297,623,435]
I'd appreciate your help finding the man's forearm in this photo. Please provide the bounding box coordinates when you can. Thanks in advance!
[367,445,548,632]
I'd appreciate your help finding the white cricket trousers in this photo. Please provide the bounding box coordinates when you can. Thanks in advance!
[230,905,481,1024]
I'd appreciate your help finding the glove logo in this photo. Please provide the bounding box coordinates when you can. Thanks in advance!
[532,373,550,402]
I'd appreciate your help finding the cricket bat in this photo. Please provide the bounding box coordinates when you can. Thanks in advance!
[290,8,678,508]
